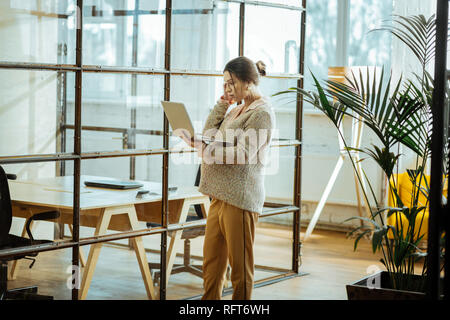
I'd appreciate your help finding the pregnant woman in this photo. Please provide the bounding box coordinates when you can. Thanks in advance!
[183,56,275,300]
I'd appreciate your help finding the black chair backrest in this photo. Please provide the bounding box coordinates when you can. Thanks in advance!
[0,165,12,245]
[194,165,206,219]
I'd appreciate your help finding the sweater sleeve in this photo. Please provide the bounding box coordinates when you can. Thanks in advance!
[202,100,230,137]
[202,110,274,165]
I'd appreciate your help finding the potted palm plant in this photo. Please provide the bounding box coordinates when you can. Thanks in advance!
[276,14,447,299]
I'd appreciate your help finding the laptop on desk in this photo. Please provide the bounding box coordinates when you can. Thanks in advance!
[84,179,178,192]
[161,101,233,147]
[84,180,144,190]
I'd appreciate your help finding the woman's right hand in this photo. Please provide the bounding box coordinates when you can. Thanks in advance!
[220,84,234,105]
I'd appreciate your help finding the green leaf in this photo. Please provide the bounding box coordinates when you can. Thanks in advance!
[354,229,372,251]
[346,225,372,239]
[372,227,388,253]
[343,216,380,229]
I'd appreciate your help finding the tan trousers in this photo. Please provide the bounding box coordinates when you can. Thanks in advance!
[202,197,259,300]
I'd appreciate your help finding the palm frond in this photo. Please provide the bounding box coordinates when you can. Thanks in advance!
[372,14,437,69]
[323,68,428,157]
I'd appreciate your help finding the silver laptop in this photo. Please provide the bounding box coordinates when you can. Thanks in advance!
[161,101,232,146]
[84,179,144,190]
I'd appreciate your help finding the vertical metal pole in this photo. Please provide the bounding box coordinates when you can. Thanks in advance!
[56,8,68,239]
[238,2,245,56]
[130,0,139,181]
[446,106,450,300]
[427,0,448,301]
[292,0,306,273]
[61,69,67,177]
[72,0,83,301]
[126,0,139,250]
[160,0,172,300]
[446,167,450,299]
[55,70,67,240]
[446,70,450,300]
[56,0,68,179]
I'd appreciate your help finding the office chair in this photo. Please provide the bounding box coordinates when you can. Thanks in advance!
[0,165,60,300]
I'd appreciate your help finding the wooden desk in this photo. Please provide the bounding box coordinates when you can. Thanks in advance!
[8,175,210,300]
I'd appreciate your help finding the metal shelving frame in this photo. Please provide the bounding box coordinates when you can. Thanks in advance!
[0,0,307,300]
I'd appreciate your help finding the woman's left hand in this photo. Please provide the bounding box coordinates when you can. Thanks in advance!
[179,131,197,148]
[196,142,208,158]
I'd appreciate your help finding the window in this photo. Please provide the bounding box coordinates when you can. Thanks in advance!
[304,0,393,95]
[348,0,393,68]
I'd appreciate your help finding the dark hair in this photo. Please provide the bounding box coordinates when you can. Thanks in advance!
[224,57,266,85]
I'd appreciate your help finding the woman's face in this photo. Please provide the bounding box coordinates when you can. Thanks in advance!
[223,71,246,102]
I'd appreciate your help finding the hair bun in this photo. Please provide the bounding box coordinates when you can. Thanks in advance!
[255,60,266,76]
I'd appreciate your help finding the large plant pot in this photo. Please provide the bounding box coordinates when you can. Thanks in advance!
[346,271,426,300]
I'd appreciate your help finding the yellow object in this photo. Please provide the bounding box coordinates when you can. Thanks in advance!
[387,172,448,241]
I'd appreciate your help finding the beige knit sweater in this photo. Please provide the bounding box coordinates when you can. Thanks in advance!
[198,97,275,214]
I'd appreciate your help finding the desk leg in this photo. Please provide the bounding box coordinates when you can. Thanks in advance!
[165,199,190,287]
[128,206,156,300]
[78,206,156,300]
[79,209,112,300]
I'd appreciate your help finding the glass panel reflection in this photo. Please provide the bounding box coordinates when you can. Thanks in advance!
[66,0,166,68]
[171,0,240,71]
[0,0,77,65]
[170,75,222,128]
[137,2,166,68]
[245,5,301,74]
[264,147,295,205]
[261,76,298,139]
[0,69,75,157]
[254,213,294,275]
[65,73,164,153]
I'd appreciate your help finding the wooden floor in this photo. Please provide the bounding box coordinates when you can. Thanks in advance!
[7,223,394,300]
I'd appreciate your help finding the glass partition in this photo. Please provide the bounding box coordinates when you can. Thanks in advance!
[0,0,76,65]
[0,0,306,300]
[0,69,75,157]
[72,0,167,69]
[137,2,166,69]
[65,73,165,153]
[171,0,240,71]
[244,4,302,74]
